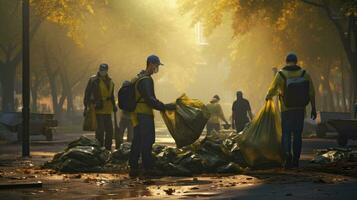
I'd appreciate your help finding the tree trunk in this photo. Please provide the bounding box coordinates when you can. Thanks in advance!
[0,64,16,111]
[47,70,59,114]
[323,63,335,111]
[352,68,357,109]
[59,67,74,114]
[341,66,348,112]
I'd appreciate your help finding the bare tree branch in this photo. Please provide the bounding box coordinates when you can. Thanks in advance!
[300,0,324,8]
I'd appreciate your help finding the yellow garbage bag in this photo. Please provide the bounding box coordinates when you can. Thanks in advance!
[83,104,97,131]
[238,100,283,168]
[161,94,210,148]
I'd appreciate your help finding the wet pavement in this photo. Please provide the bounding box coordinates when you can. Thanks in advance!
[1,126,357,199]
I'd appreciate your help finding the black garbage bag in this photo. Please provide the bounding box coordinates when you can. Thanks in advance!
[59,158,103,172]
[178,154,204,174]
[217,162,243,173]
[201,140,229,159]
[161,94,210,148]
[173,151,193,165]
[197,150,228,172]
[229,143,246,165]
[111,142,131,163]
[44,136,110,172]
[67,136,101,149]
[162,147,178,163]
[152,143,167,155]
[223,139,234,151]
[62,146,106,165]
[164,163,192,176]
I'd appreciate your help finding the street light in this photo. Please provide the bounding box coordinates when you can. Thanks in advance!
[22,0,30,157]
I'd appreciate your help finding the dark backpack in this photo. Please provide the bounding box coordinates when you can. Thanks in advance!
[117,76,147,112]
[279,70,310,108]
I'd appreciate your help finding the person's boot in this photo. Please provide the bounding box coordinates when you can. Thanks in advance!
[129,169,140,178]
[292,159,299,168]
[283,154,293,169]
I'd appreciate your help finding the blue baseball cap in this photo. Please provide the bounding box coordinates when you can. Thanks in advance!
[286,53,298,63]
[99,63,109,71]
[147,55,164,66]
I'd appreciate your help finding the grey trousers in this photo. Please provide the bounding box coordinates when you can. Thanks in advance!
[95,114,113,150]
[119,118,133,142]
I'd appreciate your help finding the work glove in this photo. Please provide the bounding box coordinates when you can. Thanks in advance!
[311,108,317,120]
[164,103,176,111]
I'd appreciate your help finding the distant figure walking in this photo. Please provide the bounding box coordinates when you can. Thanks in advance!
[206,95,229,134]
[231,91,253,133]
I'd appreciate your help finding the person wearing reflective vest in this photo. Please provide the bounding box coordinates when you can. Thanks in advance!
[84,63,117,150]
[129,55,175,177]
[266,53,317,169]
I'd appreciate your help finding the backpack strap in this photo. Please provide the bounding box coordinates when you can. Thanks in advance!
[134,75,151,103]
[300,70,306,77]
[278,71,287,81]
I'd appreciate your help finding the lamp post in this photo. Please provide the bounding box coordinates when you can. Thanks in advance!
[22,0,30,157]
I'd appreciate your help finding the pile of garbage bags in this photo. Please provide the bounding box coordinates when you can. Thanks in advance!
[311,147,357,164]
[45,132,246,175]
[44,136,110,172]
[46,99,284,174]
[161,94,210,148]
[110,130,246,176]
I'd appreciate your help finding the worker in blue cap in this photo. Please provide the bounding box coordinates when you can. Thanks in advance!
[84,63,117,150]
[129,55,175,177]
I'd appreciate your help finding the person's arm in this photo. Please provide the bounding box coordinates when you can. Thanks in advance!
[111,82,117,112]
[266,73,281,100]
[246,100,254,121]
[137,77,166,111]
[83,78,93,108]
[308,74,317,120]
[231,112,235,128]
[231,102,236,128]
[248,110,254,121]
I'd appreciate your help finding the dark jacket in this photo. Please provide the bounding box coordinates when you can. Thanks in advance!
[136,71,166,111]
[83,73,115,109]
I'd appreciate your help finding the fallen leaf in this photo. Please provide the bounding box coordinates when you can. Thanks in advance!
[164,188,175,195]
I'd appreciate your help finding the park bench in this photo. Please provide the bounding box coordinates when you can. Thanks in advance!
[0,112,57,141]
